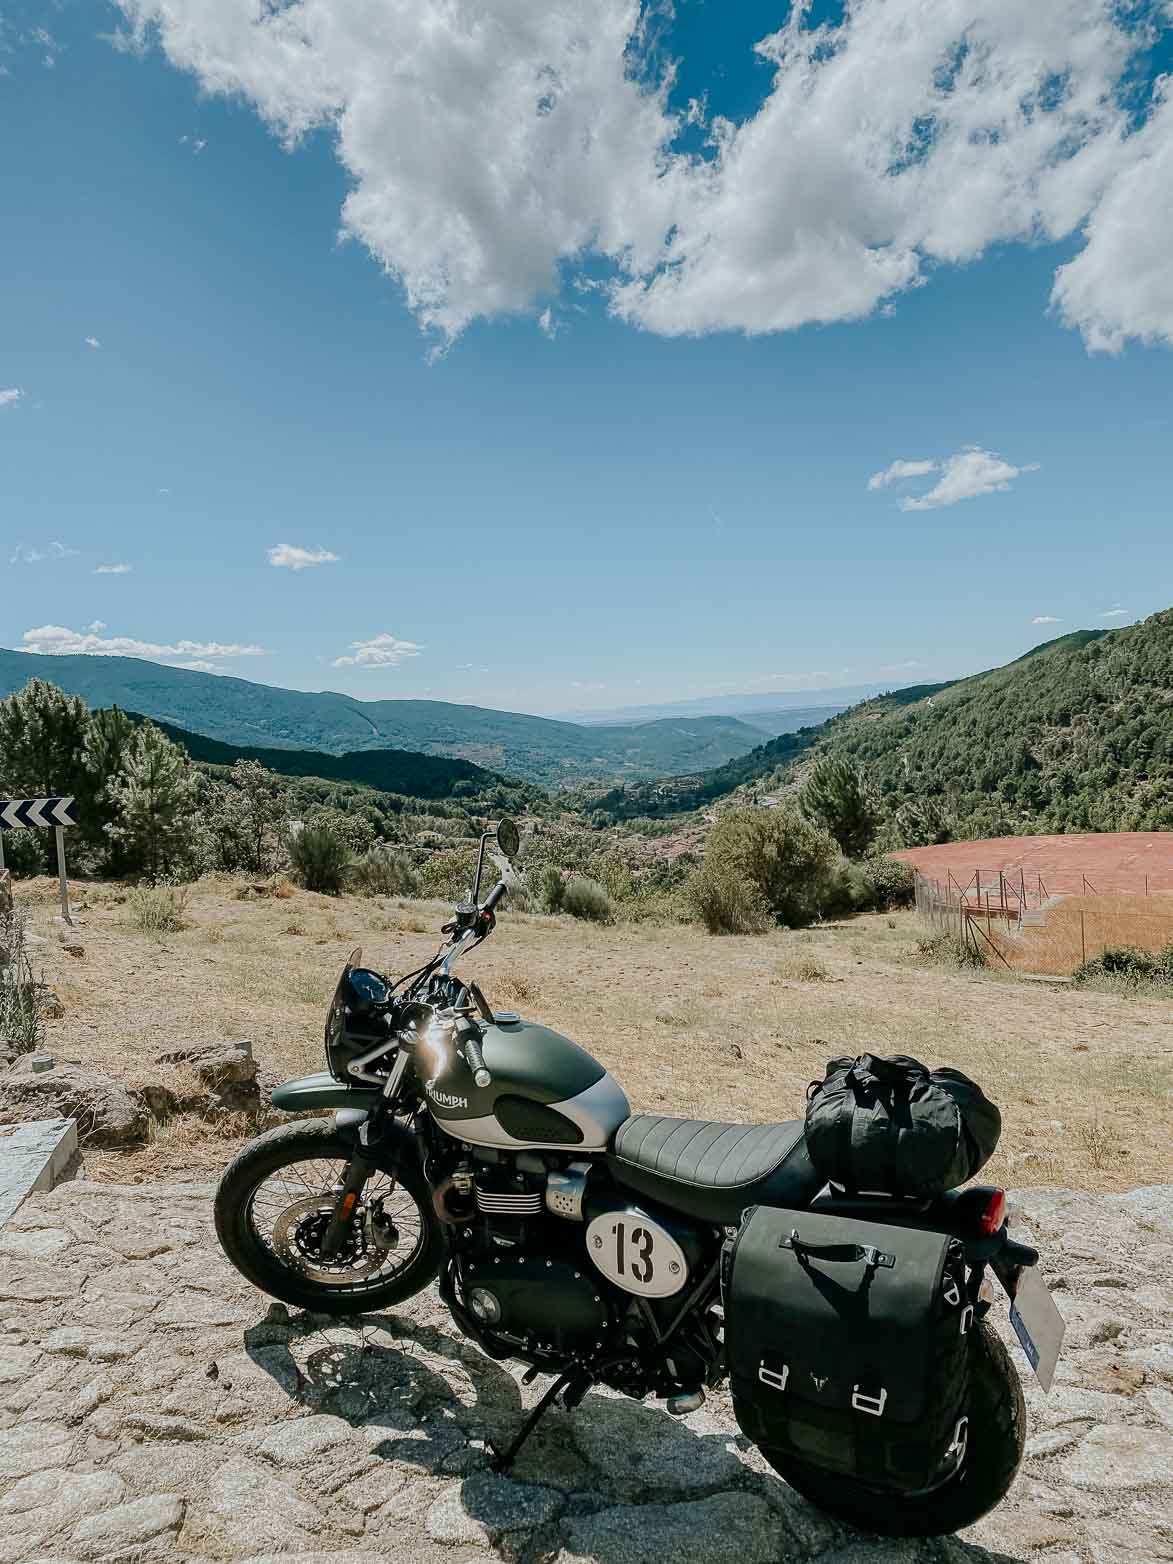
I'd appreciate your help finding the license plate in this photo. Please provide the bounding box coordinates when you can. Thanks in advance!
[1004,1266,1065,1391]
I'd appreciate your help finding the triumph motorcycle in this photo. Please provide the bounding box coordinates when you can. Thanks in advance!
[215,819,1059,1537]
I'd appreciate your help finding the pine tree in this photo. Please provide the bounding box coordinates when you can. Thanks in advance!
[213,760,288,875]
[105,722,203,881]
[798,756,880,858]
[0,680,94,870]
[83,705,137,867]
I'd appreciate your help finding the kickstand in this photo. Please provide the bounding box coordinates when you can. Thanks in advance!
[488,1370,590,1473]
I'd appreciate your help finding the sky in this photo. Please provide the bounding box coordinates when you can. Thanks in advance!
[2,0,1171,718]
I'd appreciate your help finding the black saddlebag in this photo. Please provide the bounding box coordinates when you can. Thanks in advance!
[804,1053,1001,1198]
[724,1207,973,1493]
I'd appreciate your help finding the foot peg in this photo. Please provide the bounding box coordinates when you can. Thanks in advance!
[666,1389,706,1416]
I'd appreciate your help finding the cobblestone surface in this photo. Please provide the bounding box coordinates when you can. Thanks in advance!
[0,1179,1170,1563]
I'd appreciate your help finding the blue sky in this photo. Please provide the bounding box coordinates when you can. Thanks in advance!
[2,0,1171,716]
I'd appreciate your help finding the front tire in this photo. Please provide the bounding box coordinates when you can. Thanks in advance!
[761,1322,1026,1537]
[214,1119,443,1316]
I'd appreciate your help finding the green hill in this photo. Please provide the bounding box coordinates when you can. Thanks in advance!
[136,715,539,807]
[588,616,1173,835]
[0,651,763,788]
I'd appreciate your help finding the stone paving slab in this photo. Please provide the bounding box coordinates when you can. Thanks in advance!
[0,1178,1170,1564]
[0,1117,77,1228]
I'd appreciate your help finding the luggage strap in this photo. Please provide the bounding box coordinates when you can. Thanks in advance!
[780,1229,896,1271]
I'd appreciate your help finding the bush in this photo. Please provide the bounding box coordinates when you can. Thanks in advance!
[700,806,840,930]
[126,883,191,935]
[526,863,566,914]
[417,847,482,901]
[848,856,916,912]
[777,953,828,981]
[685,863,772,935]
[0,910,43,1056]
[798,756,880,857]
[288,822,351,895]
[1073,944,1173,989]
[561,875,614,923]
[913,932,986,970]
[352,847,420,898]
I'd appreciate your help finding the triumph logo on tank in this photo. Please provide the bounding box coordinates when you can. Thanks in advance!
[427,1085,468,1110]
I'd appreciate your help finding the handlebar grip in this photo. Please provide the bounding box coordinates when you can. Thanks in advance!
[458,1022,492,1089]
[482,879,509,914]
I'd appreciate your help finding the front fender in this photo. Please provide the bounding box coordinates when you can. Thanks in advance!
[270,1071,383,1113]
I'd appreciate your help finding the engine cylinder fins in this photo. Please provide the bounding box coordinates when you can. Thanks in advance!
[474,1186,544,1215]
[545,1161,593,1221]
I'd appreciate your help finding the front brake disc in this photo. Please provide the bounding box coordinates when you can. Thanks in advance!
[271,1194,391,1283]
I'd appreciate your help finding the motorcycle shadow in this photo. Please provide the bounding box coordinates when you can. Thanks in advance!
[242,1308,1022,1563]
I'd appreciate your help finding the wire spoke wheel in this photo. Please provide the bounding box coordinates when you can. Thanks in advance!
[249,1156,425,1293]
[215,1120,443,1316]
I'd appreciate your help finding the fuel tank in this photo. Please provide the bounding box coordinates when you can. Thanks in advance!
[425,1014,630,1152]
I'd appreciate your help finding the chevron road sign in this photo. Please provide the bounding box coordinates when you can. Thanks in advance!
[0,796,78,923]
[0,796,78,831]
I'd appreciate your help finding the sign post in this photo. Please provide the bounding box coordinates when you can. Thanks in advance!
[0,797,79,924]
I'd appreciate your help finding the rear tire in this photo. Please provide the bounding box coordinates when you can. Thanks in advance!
[761,1322,1026,1537]
[214,1119,443,1316]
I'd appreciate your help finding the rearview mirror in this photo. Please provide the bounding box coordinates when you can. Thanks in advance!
[496,817,520,859]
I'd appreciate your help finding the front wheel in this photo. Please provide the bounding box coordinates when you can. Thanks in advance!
[214,1119,443,1316]
[761,1322,1026,1537]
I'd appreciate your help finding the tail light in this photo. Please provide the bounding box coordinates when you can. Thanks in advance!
[977,1188,1007,1236]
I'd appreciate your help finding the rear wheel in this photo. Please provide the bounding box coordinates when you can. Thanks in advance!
[214,1119,443,1316]
[761,1322,1026,1537]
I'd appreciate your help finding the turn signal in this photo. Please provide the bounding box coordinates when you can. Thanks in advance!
[977,1188,1007,1237]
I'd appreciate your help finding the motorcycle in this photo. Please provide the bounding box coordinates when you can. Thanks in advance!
[215,818,1059,1537]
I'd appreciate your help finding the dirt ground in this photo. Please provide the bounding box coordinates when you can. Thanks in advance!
[9,874,1173,1193]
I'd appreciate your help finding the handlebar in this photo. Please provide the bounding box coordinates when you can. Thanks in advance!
[482,878,509,915]
[456,1018,492,1089]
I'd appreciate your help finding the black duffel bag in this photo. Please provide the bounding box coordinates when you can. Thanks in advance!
[805,1053,1000,1198]
[724,1206,973,1493]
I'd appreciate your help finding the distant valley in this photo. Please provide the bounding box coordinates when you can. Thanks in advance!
[0,649,767,789]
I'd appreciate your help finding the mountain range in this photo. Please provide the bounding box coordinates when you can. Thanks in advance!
[0,649,768,789]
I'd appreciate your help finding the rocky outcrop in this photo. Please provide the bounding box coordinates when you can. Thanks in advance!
[0,1180,1169,1563]
[153,1040,261,1114]
[0,1055,149,1147]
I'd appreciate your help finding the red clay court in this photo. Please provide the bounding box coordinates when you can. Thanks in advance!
[893,832,1173,896]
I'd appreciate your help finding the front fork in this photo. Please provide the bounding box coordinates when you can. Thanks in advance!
[319,1102,400,1259]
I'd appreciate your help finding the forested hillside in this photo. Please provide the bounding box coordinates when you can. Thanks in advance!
[0,651,763,787]
[588,615,1173,837]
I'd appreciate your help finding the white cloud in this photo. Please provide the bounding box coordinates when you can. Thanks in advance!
[1052,81,1173,352]
[867,459,938,492]
[1098,605,1131,619]
[104,1,1169,349]
[898,447,1039,511]
[0,388,24,410]
[176,659,221,673]
[1032,615,1062,624]
[267,543,339,570]
[333,631,421,669]
[87,620,108,633]
[21,625,265,661]
[93,562,132,574]
[84,336,101,349]
[9,541,75,565]
[537,308,560,340]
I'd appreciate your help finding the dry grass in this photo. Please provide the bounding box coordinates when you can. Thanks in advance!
[986,893,1173,974]
[7,874,1173,1193]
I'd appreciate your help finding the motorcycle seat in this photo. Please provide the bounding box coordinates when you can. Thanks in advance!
[606,1115,823,1226]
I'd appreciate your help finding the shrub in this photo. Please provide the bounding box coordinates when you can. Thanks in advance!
[417,847,482,901]
[0,909,43,1056]
[913,932,986,971]
[848,856,916,913]
[777,953,828,981]
[701,806,840,930]
[352,847,420,898]
[288,821,351,895]
[685,863,772,935]
[561,875,614,923]
[526,863,566,914]
[1072,944,1173,989]
[126,882,191,935]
